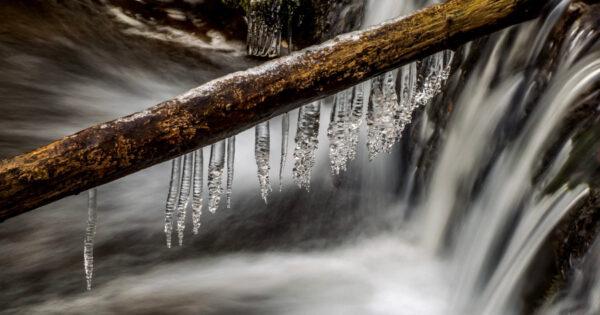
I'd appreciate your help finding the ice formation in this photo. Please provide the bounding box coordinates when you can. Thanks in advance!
[192,149,204,234]
[175,154,193,246]
[164,157,181,248]
[255,122,272,202]
[246,0,284,57]
[226,137,236,208]
[208,141,226,213]
[279,113,289,190]
[293,102,321,190]
[83,188,98,291]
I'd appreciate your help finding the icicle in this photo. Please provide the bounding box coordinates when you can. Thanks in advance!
[164,157,181,248]
[443,50,454,76]
[285,3,294,54]
[226,137,236,208]
[347,83,365,162]
[328,89,354,174]
[84,188,97,291]
[414,50,454,107]
[279,113,289,190]
[293,101,320,190]
[192,149,203,235]
[393,62,418,142]
[367,71,401,159]
[247,0,283,57]
[399,62,418,111]
[208,141,226,213]
[175,153,193,246]
[364,51,453,161]
[255,122,271,202]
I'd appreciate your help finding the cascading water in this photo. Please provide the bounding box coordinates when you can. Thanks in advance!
[412,2,600,312]
[1,0,599,314]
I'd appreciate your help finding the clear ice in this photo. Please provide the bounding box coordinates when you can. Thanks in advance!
[175,153,193,246]
[84,188,97,291]
[157,50,453,242]
[255,122,272,202]
[293,101,321,190]
[208,141,226,213]
[414,50,454,107]
[367,71,401,159]
[247,0,283,57]
[279,112,289,190]
[164,157,181,248]
[192,149,203,235]
[365,51,453,160]
[226,137,236,208]
[348,83,366,162]
[328,88,354,174]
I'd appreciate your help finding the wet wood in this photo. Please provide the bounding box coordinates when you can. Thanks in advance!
[0,0,546,222]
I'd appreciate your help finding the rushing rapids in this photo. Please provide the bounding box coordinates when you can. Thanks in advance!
[0,0,599,314]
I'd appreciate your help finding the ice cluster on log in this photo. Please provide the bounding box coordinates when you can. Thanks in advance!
[156,52,452,245]
[159,48,451,226]
[82,5,454,291]
[83,48,453,291]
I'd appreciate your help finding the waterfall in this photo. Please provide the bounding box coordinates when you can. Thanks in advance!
[410,1,600,313]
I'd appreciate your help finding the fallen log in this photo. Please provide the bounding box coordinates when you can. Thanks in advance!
[0,0,546,222]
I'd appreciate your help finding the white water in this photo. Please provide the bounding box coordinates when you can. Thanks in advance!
[33,236,450,315]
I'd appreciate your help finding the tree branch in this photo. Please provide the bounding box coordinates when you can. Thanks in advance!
[0,0,545,222]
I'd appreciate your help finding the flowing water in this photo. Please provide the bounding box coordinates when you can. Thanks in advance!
[1,0,599,314]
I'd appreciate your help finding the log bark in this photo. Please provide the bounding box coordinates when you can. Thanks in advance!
[0,0,546,222]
